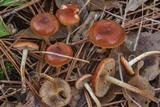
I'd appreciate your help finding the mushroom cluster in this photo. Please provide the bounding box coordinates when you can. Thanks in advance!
[22,2,160,107]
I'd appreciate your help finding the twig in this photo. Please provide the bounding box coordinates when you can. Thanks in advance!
[31,51,89,63]
[133,3,144,51]
[2,0,41,18]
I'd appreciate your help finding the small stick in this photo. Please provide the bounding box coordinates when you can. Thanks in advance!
[31,51,90,63]
[2,0,41,18]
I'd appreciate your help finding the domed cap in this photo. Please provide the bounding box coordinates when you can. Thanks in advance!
[39,79,72,107]
[56,4,80,26]
[13,41,39,51]
[75,74,92,89]
[45,42,73,67]
[30,12,59,36]
[88,19,125,48]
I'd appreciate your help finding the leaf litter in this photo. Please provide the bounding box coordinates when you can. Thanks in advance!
[0,0,160,107]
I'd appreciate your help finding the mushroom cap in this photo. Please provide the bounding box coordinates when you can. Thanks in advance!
[39,79,72,107]
[120,56,135,75]
[88,19,125,48]
[45,42,73,67]
[92,58,116,97]
[30,12,59,36]
[13,41,39,51]
[75,74,92,89]
[56,4,80,26]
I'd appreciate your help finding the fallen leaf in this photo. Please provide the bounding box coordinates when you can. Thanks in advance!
[0,21,10,37]
[125,0,147,12]
[89,0,119,10]
[123,61,155,107]
[68,87,81,107]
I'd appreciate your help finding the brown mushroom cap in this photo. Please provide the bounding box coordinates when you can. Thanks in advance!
[39,79,72,107]
[120,56,135,75]
[45,42,73,67]
[30,12,59,36]
[75,74,92,89]
[56,4,80,26]
[92,58,116,97]
[13,41,39,51]
[88,19,125,48]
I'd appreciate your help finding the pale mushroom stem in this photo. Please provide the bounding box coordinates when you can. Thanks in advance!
[128,51,160,66]
[21,49,28,94]
[39,73,58,93]
[106,75,160,103]
[43,36,51,46]
[84,82,102,107]
[66,26,71,44]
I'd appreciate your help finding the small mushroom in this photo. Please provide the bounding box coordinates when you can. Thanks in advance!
[44,42,73,75]
[92,58,159,103]
[75,74,101,107]
[120,51,160,75]
[13,42,39,96]
[30,12,59,45]
[45,42,73,67]
[88,19,125,53]
[56,4,80,44]
[39,73,72,107]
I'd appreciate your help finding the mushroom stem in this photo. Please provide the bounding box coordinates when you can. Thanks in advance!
[39,73,58,94]
[66,26,71,44]
[43,36,51,46]
[20,49,28,94]
[84,82,102,107]
[128,51,160,66]
[105,75,160,103]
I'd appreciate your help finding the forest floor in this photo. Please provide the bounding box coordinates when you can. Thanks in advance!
[0,0,160,107]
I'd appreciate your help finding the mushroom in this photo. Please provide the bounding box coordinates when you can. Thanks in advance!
[38,73,72,107]
[44,42,73,75]
[88,19,125,53]
[75,74,101,107]
[45,42,73,67]
[92,58,159,103]
[56,4,80,44]
[120,51,160,75]
[13,42,39,96]
[30,12,59,45]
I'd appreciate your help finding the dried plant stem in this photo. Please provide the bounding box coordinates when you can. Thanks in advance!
[32,51,89,63]
[1,0,41,18]
[106,75,159,103]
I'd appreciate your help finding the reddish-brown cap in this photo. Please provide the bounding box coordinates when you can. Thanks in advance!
[13,41,39,51]
[30,12,59,36]
[120,56,135,75]
[39,79,72,107]
[45,42,73,67]
[92,58,116,97]
[56,4,80,26]
[88,19,125,48]
[75,74,92,89]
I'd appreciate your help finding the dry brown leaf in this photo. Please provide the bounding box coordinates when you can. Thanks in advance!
[14,24,67,41]
[125,0,147,12]
[89,0,119,10]
[54,0,71,8]
[123,61,155,107]
[69,87,82,107]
